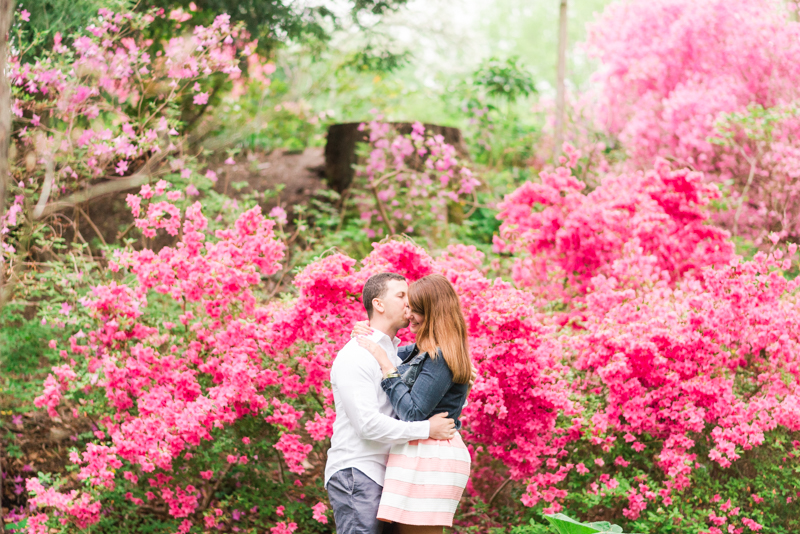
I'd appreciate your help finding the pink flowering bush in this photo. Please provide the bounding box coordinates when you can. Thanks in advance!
[26,191,583,533]
[30,185,800,532]
[711,104,800,245]
[544,242,800,532]
[494,145,733,304]
[586,0,800,242]
[473,146,800,533]
[23,144,800,533]
[1,5,275,271]
[27,192,290,530]
[353,115,481,244]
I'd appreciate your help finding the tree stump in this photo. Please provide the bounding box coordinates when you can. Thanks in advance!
[324,122,470,193]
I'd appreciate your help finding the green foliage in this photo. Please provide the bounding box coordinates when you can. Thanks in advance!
[15,0,132,61]
[341,44,411,74]
[351,0,410,16]
[450,57,543,169]
[473,56,536,104]
[711,103,798,148]
[0,305,53,376]
[205,60,329,153]
[500,425,800,534]
[145,0,410,55]
[239,101,323,153]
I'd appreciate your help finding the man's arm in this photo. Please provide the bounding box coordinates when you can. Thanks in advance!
[336,352,430,445]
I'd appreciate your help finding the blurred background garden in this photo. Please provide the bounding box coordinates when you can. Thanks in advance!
[1,0,800,532]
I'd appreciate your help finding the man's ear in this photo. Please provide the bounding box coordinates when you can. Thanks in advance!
[372,298,384,314]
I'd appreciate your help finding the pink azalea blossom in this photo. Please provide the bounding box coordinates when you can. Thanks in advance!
[269,206,288,225]
[311,502,328,524]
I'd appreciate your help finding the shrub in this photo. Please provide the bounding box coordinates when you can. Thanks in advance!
[586,0,800,242]
[494,146,733,304]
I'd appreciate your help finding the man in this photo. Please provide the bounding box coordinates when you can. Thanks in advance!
[325,272,456,534]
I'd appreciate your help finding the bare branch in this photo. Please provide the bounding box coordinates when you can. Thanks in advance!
[36,151,167,219]
[32,152,55,219]
[75,206,108,246]
[488,477,513,506]
[370,184,396,236]
[733,145,757,236]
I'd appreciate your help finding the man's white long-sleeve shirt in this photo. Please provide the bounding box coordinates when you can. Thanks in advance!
[324,329,430,487]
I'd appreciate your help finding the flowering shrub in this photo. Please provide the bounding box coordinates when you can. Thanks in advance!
[24,191,582,533]
[354,115,481,244]
[587,0,800,168]
[27,191,300,532]
[1,5,274,272]
[484,146,799,533]
[586,0,800,242]
[552,241,800,532]
[30,182,800,533]
[711,104,800,244]
[494,145,733,303]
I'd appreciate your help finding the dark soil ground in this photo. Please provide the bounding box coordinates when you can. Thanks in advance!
[212,146,326,215]
[2,407,94,520]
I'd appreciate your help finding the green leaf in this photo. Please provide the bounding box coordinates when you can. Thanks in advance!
[544,514,605,534]
[7,518,28,530]
[544,515,630,534]
[585,522,616,532]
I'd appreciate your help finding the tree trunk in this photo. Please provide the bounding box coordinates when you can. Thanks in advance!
[324,122,469,193]
[554,0,568,160]
[0,1,13,525]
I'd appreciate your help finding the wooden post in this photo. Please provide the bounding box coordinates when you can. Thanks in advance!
[554,0,568,160]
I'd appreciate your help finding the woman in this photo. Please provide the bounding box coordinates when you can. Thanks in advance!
[352,274,472,534]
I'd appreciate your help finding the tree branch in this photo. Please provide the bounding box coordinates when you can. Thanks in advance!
[370,184,395,235]
[733,145,757,236]
[32,152,55,219]
[200,461,234,512]
[75,206,107,246]
[36,152,167,219]
[488,477,513,506]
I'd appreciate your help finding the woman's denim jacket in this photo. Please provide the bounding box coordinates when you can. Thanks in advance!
[380,343,469,430]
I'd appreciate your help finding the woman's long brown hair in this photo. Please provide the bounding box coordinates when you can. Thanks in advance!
[409,274,471,384]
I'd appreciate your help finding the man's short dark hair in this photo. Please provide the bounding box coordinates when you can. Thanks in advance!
[363,272,407,319]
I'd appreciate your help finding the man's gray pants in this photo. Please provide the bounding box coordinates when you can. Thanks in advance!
[327,468,386,533]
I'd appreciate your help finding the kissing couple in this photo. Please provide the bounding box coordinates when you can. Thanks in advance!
[324,272,474,534]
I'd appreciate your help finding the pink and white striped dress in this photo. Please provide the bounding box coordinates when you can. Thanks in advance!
[377,432,471,526]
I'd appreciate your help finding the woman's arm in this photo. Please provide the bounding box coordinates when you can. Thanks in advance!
[349,323,415,362]
[355,337,396,375]
[382,352,453,422]
[355,338,452,422]
[396,343,417,362]
[350,321,373,338]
